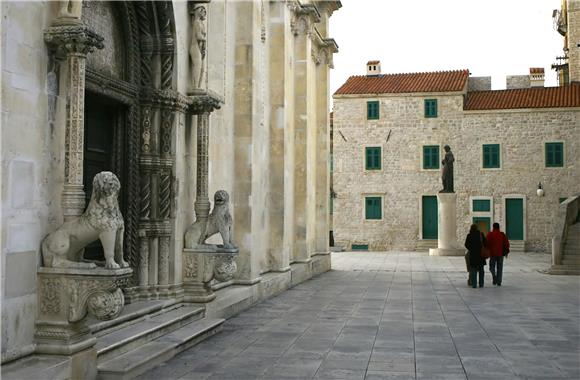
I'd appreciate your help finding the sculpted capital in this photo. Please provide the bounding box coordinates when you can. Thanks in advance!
[44,24,104,58]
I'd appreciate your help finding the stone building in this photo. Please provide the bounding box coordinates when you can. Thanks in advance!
[1,0,340,377]
[332,62,580,253]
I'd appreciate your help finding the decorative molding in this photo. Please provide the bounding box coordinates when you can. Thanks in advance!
[44,24,104,58]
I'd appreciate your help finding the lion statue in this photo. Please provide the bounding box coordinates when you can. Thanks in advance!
[42,171,129,269]
[185,190,236,250]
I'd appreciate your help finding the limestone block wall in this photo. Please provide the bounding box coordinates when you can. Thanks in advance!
[1,1,60,362]
[333,94,464,251]
[458,109,580,252]
[333,92,580,252]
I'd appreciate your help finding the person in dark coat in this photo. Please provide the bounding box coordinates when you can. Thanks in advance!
[465,224,487,288]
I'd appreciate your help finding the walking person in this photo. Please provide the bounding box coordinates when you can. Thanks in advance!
[486,223,510,286]
[465,224,487,288]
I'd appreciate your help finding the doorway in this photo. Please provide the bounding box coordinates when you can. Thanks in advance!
[422,195,438,239]
[505,198,524,241]
[83,92,126,259]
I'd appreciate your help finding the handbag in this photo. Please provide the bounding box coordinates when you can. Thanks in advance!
[480,233,490,259]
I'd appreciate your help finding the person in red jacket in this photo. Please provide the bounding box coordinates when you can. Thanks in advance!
[486,223,510,286]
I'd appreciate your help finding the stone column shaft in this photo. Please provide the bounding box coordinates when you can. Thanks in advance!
[195,112,211,237]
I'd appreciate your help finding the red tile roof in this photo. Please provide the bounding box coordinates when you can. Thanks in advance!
[529,67,544,74]
[334,70,469,96]
[367,60,380,65]
[464,84,580,110]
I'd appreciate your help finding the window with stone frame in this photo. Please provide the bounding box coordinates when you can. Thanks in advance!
[365,196,382,220]
[482,144,500,168]
[422,145,440,169]
[365,146,382,170]
[424,99,438,118]
[545,142,564,167]
[367,101,379,120]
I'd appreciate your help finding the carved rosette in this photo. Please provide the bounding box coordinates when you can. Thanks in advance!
[214,255,237,282]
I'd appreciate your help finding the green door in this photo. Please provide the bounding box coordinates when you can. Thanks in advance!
[422,196,438,239]
[473,217,490,234]
[505,198,524,240]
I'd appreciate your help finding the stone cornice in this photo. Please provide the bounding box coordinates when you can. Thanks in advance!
[316,1,342,16]
[44,24,104,58]
[290,2,321,36]
[140,89,191,112]
[311,28,338,68]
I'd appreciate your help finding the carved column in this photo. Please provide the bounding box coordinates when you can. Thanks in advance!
[195,111,211,237]
[44,25,104,219]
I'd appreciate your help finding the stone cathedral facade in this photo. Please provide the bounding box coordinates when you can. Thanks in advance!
[1,0,340,377]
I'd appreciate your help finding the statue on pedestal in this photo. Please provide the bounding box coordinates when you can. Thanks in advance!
[41,172,129,269]
[185,190,236,250]
[440,145,454,193]
[189,5,207,89]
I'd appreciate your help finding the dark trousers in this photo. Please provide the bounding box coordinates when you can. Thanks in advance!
[489,256,504,285]
[469,267,484,288]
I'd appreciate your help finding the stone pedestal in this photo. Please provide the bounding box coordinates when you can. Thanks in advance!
[429,193,464,256]
[35,267,132,355]
[183,247,239,302]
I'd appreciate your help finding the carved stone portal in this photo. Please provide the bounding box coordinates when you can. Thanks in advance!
[35,267,132,355]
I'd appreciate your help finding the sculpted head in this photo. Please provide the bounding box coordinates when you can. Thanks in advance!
[444,145,451,152]
[194,6,206,20]
[93,171,121,199]
[214,190,229,206]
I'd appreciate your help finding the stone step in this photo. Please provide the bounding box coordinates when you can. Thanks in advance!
[415,239,438,251]
[1,354,70,380]
[95,303,204,363]
[547,264,580,275]
[97,318,224,380]
[508,241,525,253]
[562,257,580,265]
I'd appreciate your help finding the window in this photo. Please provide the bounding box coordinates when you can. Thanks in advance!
[559,197,567,204]
[365,196,382,220]
[424,99,438,118]
[352,244,369,251]
[423,145,440,169]
[546,142,564,167]
[365,147,381,170]
[473,199,491,212]
[367,101,379,120]
[482,144,500,168]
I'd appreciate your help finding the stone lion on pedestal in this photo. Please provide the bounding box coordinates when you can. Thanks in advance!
[42,171,129,269]
[185,190,236,250]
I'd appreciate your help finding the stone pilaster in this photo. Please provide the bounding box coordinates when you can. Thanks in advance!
[44,24,104,220]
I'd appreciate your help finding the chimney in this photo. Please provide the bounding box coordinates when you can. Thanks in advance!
[529,67,545,87]
[366,60,381,76]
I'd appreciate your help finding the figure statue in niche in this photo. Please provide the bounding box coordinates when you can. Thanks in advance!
[185,190,236,250]
[189,5,207,89]
[58,0,82,21]
[440,145,455,193]
[42,172,129,269]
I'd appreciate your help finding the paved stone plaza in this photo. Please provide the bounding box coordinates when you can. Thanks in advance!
[144,251,580,380]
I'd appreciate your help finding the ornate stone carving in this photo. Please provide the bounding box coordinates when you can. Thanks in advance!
[86,289,125,320]
[214,255,237,282]
[184,253,198,279]
[290,3,320,36]
[189,4,207,89]
[42,172,129,269]
[36,266,132,355]
[185,190,237,250]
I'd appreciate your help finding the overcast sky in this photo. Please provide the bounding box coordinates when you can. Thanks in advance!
[329,0,564,96]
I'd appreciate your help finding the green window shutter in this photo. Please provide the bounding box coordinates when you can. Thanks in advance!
[367,101,379,120]
[424,99,438,118]
[423,145,440,169]
[559,197,567,204]
[352,244,369,251]
[365,147,381,170]
[473,199,491,212]
[546,142,564,167]
[365,197,382,220]
[483,144,500,168]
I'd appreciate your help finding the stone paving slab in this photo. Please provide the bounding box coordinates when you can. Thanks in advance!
[144,251,580,379]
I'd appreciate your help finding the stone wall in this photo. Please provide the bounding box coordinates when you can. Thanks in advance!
[1,0,339,362]
[333,94,580,253]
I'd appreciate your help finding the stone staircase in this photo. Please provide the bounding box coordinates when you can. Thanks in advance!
[415,239,437,252]
[95,301,224,380]
[509,240,525,253]
[550,222,580,275]
[2,300,225,380]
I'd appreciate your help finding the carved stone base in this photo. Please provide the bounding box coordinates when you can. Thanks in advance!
[35,267,132,355]
[183,248,239,303]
